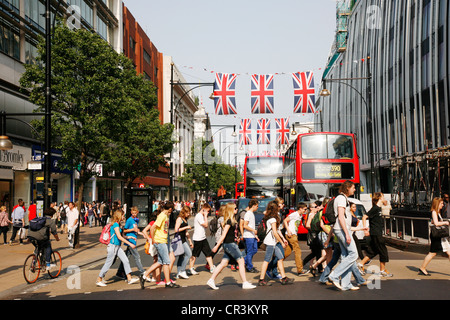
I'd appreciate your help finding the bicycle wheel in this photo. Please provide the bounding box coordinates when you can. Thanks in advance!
[23,254,40,284]
[47,251,62,278]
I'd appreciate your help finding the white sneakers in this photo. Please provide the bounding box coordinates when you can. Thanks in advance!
[242,281,256,289]
[127,277,139,285]
[177,271,189,279]
[96,277,139,287]
[189,268,199,275]
[207,278,219,290]
[207,278,256,290]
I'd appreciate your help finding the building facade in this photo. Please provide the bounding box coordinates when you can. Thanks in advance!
[316,0,450,208]
[0,0,123,212]
[163,56,198,202]
[122,4,172,200]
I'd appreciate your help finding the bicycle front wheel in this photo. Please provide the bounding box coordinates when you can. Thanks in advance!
[47,251,62,278]
[23,254,40,284]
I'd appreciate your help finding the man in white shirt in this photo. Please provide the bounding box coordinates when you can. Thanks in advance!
[243,199,259,273]
[9,199,25,245]
[67,202,79,248]
[283,202,307,275]
[190,203,215,274]
[328,181,362,291]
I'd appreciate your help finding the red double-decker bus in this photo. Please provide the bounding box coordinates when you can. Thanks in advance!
[235,182,244,198]
[283,132,360,208]
[244,156,284,198]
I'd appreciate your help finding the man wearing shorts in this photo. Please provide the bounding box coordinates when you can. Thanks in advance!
[191,203,215,274]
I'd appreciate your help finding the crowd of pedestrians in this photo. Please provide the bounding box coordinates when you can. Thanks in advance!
[1,185,449,291]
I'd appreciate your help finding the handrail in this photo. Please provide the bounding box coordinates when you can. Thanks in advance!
[380,215,449,245]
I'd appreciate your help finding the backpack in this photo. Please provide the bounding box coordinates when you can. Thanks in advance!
[209,215,219,235]
[60,206,67,219]
[310,210,323,233]
[323,195,349,225]
[29,217,47,231]
[99,223,112,244]
[256,218,271,242]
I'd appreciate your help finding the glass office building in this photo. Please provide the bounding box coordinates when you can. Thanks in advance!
[317,0,450,206]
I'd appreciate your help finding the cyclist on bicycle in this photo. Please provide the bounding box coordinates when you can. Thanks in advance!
[28,208,60,271]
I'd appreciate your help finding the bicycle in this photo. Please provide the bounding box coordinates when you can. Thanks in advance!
[23,238,62,284]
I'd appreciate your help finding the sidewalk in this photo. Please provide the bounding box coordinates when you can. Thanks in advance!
[0,219,188,299]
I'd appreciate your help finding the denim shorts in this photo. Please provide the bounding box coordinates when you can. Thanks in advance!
[222,242,244,261]
[154,242,171,265]
[263,244,284,262]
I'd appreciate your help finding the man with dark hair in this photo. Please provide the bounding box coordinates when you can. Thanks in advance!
[28,208,60,271]
[243,199,259,273]
[284,202,307,275]
[328,180,365,291]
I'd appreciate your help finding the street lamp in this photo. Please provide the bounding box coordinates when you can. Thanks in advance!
[319,56,374,195]
[169,63,216,203]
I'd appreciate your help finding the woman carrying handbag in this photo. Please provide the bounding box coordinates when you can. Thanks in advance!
[418,197,450,276]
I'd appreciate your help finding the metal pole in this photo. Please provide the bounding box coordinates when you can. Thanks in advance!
[169,63,174,203]
[44,0,52,209]
[367,56,375,195]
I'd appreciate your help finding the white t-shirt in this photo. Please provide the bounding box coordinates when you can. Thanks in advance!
[193,212,206,241]
[67,207,79,229]
[287,211,301,235]
[333,194,351,231]
[243,210,256,238]
[263,217,278,246]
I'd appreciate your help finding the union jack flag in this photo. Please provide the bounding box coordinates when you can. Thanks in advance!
[251,74,274,114]
[275,118,290,145]
[292,71,316,113]
[239,119,252,146]
[257,118,271,145]
[213,73,238,115]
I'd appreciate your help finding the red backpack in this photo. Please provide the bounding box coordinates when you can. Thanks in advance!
[99,224,112,244]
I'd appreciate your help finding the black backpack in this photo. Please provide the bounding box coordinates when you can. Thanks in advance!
[29,217,47,231]
[256,218,272,242]
[323,195,349,225]
[209,215,219,235]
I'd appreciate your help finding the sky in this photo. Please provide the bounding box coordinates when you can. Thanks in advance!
[123,0,338,164]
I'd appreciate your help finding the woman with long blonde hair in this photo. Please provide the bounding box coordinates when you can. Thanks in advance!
[419,197,450,275]
[207,203,256,290]
[96,209,139,287]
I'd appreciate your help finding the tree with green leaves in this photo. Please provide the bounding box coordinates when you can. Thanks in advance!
[20,24,173,245]
[180,139,242,197]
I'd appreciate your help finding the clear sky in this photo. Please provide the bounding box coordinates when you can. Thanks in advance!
[123,0,338,163]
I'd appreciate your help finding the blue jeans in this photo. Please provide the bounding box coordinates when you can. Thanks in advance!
[116,245,145,277]
[223,242,244,261]
[155,242,171,265]
[329,229,359,290]
[320,242,366,285]
[319,243,341,283]
[176,242,192,272]
[244,238,258,270]
[264,243,284,262]
[99,244,131,278]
